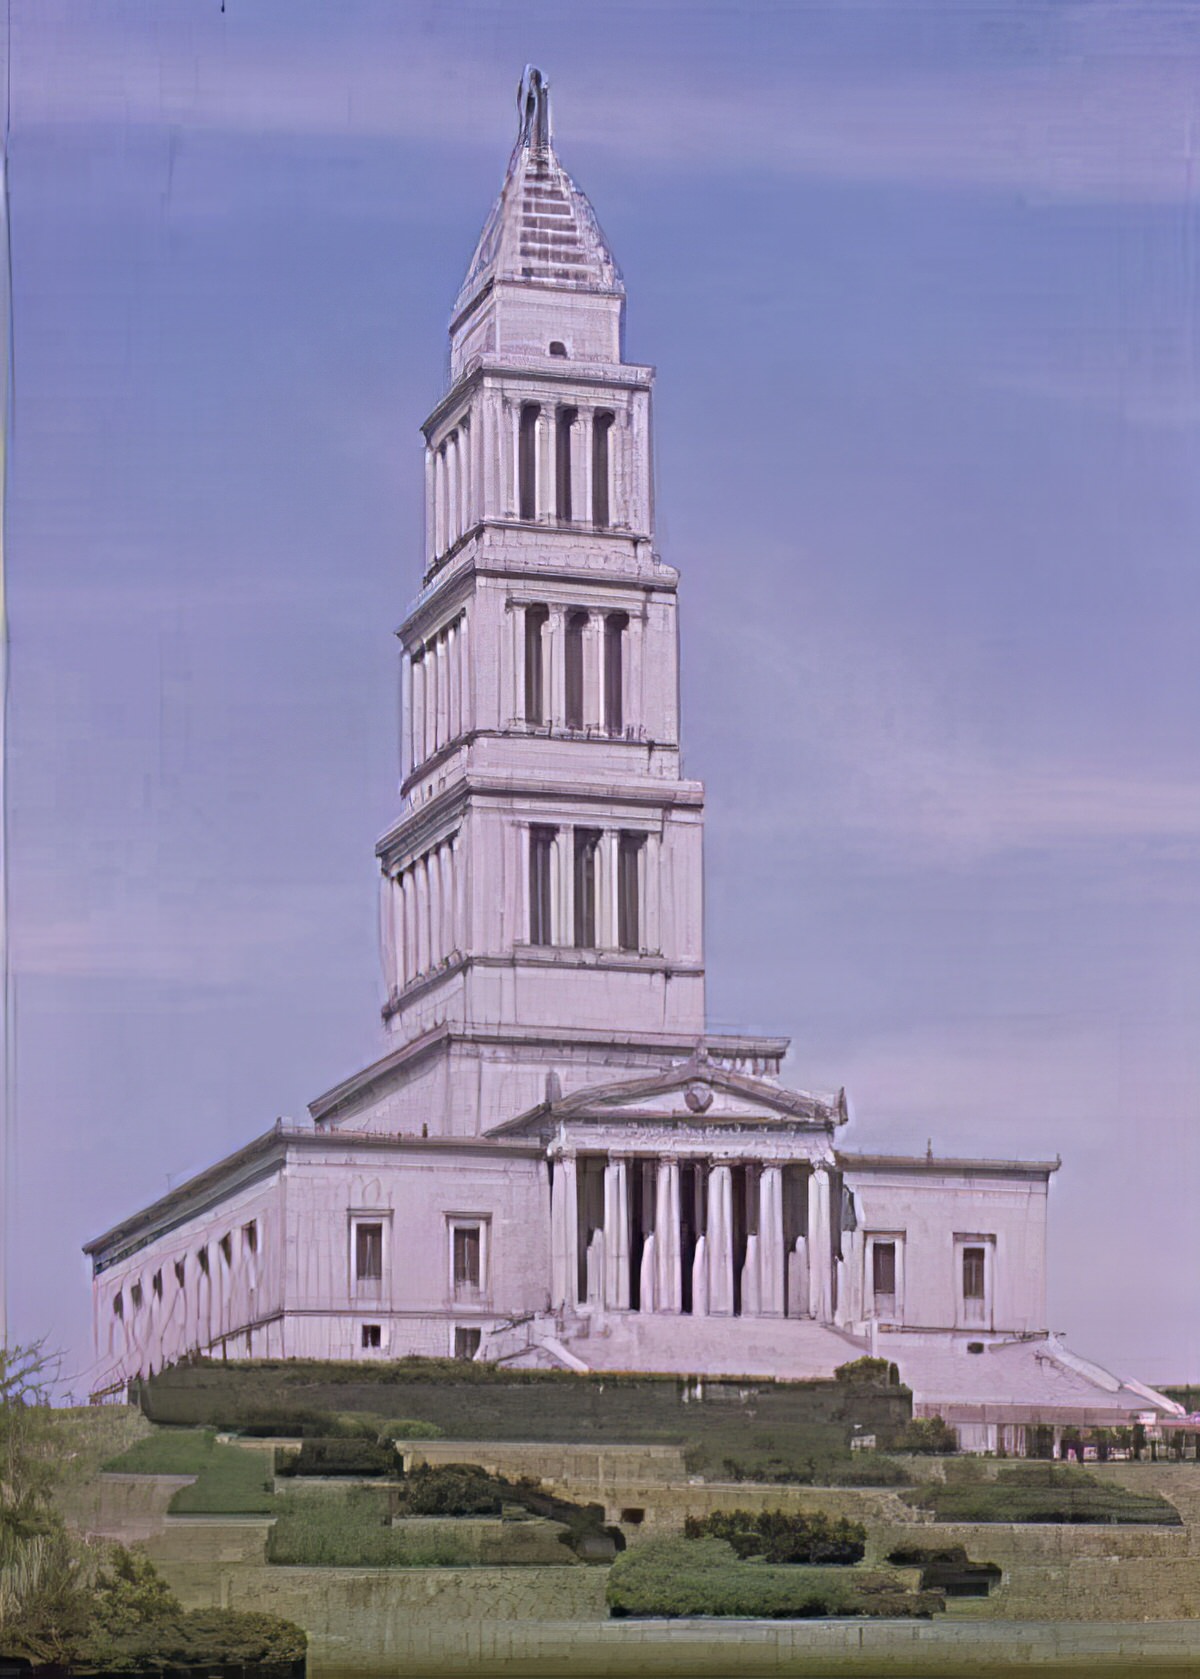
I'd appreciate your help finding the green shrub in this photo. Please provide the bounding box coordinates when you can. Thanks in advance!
[897,1416,958,1454]
[395,1463,504,1515]
[274,1437,397,1479]
[266,1487,474,1568]
[712,1449,909,1487]
[378,1418,444,1441]
[83,1606,306,1671]
[834,1357,897,1386]
[904,1468,1180,1526]
[684,1509,866,1564]
[607,1537,943,1619]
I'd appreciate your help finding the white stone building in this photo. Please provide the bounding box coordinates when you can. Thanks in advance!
[85,70,1178,1449]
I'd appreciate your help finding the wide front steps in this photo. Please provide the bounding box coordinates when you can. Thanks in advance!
[559,1310,869,1379]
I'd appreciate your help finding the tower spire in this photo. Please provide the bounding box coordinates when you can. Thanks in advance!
[516,65,551,155]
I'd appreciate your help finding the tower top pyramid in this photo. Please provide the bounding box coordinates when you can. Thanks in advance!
[453,67,624,324]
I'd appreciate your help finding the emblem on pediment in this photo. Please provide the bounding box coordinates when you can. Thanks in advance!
[684,1082,714,1114]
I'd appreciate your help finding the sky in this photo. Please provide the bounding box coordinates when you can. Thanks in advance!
[5,0,1199,1393]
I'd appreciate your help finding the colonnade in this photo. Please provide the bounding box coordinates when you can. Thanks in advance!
[405,612,470,775]
[521,823,658,953]
[511,601,643,735]
[549,1152,836,1322]
[383,834,466,991]
[425,392,649,571]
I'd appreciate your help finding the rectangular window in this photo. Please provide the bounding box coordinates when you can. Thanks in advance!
[524,605,548,724]
[592,412,613,526]
[618,833,642,952]
[453,1225,481,1291]
[454,1327,482,1361]
[355,1222,384,1283]
[556,407,576,521]
[604,613,627,735]
[361,1324,382,1350]
[529,826,555,945]
[565,610,586,729]
[519,403,539,520]
[872,1241,896,1300]
[962,1246,985,1299]
[574,829,600,947]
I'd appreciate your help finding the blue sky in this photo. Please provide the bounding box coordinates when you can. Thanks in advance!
[7,0,1199,1391]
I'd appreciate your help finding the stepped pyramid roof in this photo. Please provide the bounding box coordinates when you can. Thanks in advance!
[453,66,623,320]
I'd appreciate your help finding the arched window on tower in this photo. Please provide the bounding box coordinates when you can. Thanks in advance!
[604,611,628,736]
[592,411,614,527]
[519,403,540,521]
[524,604,548,725]
[556,407,577,522]
[565,609,587,729]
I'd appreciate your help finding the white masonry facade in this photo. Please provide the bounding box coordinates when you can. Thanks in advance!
[85,71,1179,1449]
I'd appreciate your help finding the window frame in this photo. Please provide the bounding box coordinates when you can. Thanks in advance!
[955,1233,995,1329]
[529,825,556,945]
[446,1214,490,1305]
[865,1231,904,1324]
[349,1211,391,1300]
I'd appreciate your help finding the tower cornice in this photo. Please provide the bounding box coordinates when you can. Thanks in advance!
[423,355,654,439]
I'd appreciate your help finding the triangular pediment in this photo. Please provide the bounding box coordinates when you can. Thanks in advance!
[488,1058,846,1139]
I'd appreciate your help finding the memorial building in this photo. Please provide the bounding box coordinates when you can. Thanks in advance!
[86,71,1178,1449]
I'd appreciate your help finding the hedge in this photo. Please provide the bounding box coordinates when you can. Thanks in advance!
[275,1437,397,1478]
[81,1607,306,1673]
[905,1464,1180,1526]
[267,1488,476,1568]
[683,1509,866,1564]
[103,1429,274,1515]
[607,1538,943,1619]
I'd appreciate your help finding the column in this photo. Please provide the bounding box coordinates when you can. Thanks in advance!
[548,607,566,727]
[603,1157,630,1310]
[437,843,453,959]
[808,1166,833,1322]
[415,855,430,976]
[458,612,471,735]
[481,395,496,525]
[550,1154,579,1310]
[595,829,617,949]
[434,445,446,557]
[506,402,519,518]
[422,641,436,762]
[554,827,573,948]
[579,410,594,525]
[655,1158,682,1312]
[629,612,645,738]
[584,613,603,729]
[424,445,436,568]
[707,1163,734,1315]
[643,828,661,954]
[452,834,466,954]
[401,869,416,985]
[447,433,460,548]
[428,849,443,967]
[631,390,651,533]
[509,602,523,723]
[380,874,398,995]
[401,654,413,782]
[411,655,426,771]
[537,409,554,521]
[435,632,449,750]
[758,1166,785,1316]
[446,619,461,741]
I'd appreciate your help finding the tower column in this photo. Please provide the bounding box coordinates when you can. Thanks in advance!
[536,408,554,522]
[446,619,460,741]
[411,654,426,771]
[446,434,460,548]
[583,612,603,729]
[505,401,519,518]
[458,611,471,735]
[547,607,566,727]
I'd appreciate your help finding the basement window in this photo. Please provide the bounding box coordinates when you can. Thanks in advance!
[454,1327,482,1361]
[361,1324,382,1350]
[548,340,567,357]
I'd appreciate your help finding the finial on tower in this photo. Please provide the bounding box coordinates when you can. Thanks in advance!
[516,65,551,154]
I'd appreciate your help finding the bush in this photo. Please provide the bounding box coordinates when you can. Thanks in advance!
[897,1416,958,1454]
[834,1357,897,1386]
[274,1437,397,1479]
[266,1487,474,1568]
[378,1418,444,1441]
[395,1463,503,1515]
[606,1537,943,1619]
[684,1509,866,1565]
[83,1606,306,1672]
[904,1466,1180,1526]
